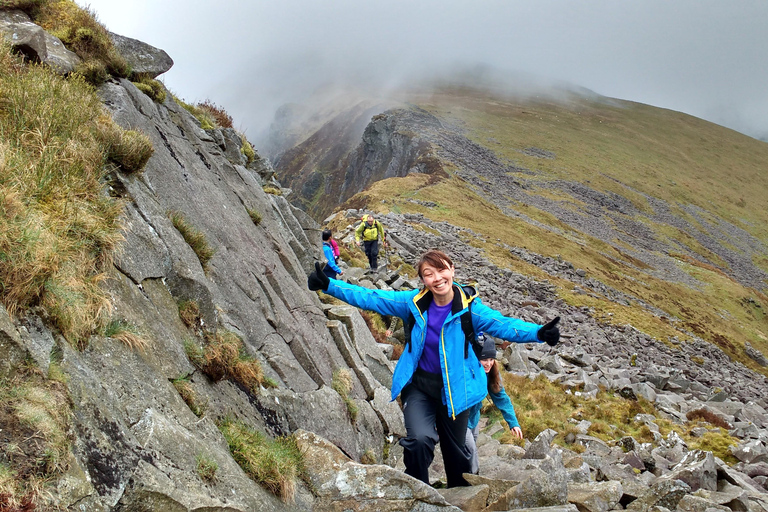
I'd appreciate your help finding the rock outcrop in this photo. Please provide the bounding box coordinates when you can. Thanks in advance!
[0,9,80,73]
[108,31,173,78]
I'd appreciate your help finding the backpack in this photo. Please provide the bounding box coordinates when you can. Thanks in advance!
[402,292,482,360]
[359,219,379,239]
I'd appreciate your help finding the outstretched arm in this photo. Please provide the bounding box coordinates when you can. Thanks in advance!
[489,388,520,431]
[471,299,560,346]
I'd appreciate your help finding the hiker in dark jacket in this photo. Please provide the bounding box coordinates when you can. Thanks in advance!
[308,249,560,487]
[465,336,522,474]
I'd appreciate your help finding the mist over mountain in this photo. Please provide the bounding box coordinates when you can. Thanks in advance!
[81,0,768,144]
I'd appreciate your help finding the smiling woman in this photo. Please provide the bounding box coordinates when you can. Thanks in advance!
[307,248,561,487]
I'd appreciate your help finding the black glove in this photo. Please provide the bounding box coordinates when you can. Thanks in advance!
[537,317,560,346]
[307,261,330,291]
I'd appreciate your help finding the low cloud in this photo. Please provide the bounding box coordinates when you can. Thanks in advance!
[84,0,768,142]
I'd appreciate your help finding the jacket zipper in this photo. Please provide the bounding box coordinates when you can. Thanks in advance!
[440,323,456,419]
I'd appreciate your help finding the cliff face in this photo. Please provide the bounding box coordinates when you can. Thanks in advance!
[274,105,448,220]
[0,52,404,509]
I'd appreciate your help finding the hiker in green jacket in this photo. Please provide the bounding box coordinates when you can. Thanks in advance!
[355,214,386,272]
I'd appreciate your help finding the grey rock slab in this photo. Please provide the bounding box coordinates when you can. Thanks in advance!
[109,31,173,77]
[327,305,394,388]
[657,450,717,492]
[676,494,731,512]
[0,305,31,379]
[438,484,489,512]
[295,430,461,511]
[370,386,406,438]
[254,386,382,462]
[493,454,570,510]
[625,479,692,512]
[566,481,623,512]
[0,10,80,73]
[732,439,768,464]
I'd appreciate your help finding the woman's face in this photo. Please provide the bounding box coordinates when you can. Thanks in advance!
[480,358,494,373]
[420,261,455,302]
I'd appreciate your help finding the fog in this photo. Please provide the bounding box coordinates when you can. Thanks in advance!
[79,0,768,143]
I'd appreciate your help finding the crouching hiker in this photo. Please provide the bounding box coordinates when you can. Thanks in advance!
[307,249,560,487]
[465,335,525,474]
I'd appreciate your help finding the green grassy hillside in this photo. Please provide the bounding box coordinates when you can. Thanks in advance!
[336,86,768,374]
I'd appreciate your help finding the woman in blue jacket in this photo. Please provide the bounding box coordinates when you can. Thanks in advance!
[466,336,523,474]
[322,229,343,279]
[308,249,560,487]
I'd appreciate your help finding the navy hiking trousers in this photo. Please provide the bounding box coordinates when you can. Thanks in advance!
[363,240,379,270]
[399,374,472,488]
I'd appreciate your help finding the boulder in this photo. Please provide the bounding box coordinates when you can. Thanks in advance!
[567,481,623,512]
[0,10,80,73]
[625,479,691,512]
[438,484,489,512]
[657,450,717,492]
[295,430,461,511]
[109,31,173,77]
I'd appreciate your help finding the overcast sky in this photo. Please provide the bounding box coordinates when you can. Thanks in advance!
[78,0,768,143]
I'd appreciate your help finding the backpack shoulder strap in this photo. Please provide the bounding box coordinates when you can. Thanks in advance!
[404,312,416,353]
[404,290,477,357]
[461,300,477,358]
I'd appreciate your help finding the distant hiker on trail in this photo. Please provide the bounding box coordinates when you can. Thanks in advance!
[307,249,560,487]
[354,214,386,273]
[465,334,522,475]
[326,228,341,264]
[322,229,343,279]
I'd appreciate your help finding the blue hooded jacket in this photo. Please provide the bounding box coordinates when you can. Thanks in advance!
[324,279,543,418]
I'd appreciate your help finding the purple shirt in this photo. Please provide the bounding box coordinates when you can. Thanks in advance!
[418,301,453,374]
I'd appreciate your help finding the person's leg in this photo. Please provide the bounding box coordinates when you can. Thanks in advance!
[369,240,379,270]
[399,384,439,484]
[465,427,478,475]
[363,241,374,269]
[435,408,471,487]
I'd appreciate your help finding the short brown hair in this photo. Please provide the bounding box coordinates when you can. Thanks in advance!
[417,250,453,278]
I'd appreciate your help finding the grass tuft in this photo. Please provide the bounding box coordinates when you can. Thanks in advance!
[173,95,216,130]
[185,330,275,393]
[178,300,202,329]
[95,114,153,173]
[103,318,148,352]
[33,0,130,84]
[262,186,282,196]
[686,408,731,429]
[331,369,358,423]
[197,100,233,129]
[169,210,215,270]
[240,135,255,164]
[218,418,304,502]
[0,366,71,509]
[360,449,376,465]
[171,375,206,417]
[0,42,150,347]
[246,208,262,226]
[131,75,167,104]
[196,454,218,483]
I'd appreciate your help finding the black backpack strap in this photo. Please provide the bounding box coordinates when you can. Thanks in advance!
[461,300,476,358]
[405,295,476,357]
[404,312,416,353]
